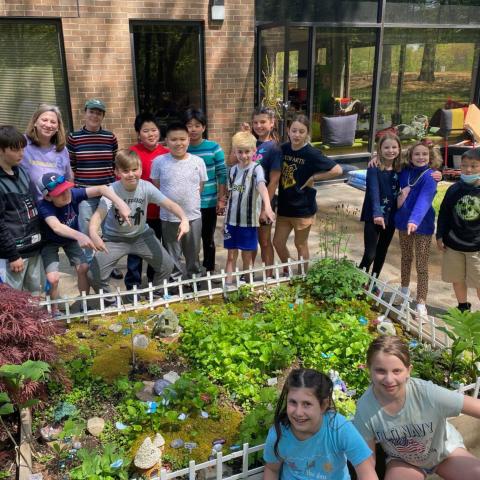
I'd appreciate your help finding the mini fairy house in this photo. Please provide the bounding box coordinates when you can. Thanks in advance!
[150,308,181,338]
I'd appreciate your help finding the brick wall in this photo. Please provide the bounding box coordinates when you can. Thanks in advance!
[2,0,255,151]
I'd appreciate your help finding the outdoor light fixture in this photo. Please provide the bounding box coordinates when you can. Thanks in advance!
[211,0,225,21]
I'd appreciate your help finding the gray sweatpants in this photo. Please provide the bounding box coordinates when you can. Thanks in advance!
[89,228,174,293]
[161,217,203,279]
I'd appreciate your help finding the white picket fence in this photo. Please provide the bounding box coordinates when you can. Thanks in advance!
[39,258,307,322]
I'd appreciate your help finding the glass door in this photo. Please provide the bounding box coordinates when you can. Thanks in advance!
[257,26,311,140]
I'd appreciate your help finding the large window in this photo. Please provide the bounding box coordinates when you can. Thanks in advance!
[256,0,378,23]
[0,20,71,132]
[312,28,377,154]
[385,0,480,25]
[377,28,480,144]
[131,22,204,135]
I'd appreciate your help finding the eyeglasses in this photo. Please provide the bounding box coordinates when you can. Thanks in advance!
[44,175,66,192]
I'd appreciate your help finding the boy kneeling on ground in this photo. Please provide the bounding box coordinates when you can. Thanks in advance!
[89,149,189,298]
[37,172,131,315]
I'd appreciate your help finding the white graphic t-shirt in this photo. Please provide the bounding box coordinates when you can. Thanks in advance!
[353,378,464,469]
[150,153,207,222]
[100,180,167,239]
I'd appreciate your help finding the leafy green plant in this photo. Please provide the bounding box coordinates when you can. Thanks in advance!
[439,308,480,384]
[69,444,130,479]
[305,258,366,303]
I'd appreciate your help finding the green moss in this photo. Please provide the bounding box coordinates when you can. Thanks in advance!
[129,406,243,470]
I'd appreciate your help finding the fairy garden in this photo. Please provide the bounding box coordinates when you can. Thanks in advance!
[0,257,479,480]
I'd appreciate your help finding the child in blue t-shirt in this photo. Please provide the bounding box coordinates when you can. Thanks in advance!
[263,368,377,480]
[37,172,130,313]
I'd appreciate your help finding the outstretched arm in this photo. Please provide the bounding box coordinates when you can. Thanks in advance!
[462,395,480,418]
[45,216,96,250]
[159,197,190,240]
[89,207,108,252]
[86,185,131,226]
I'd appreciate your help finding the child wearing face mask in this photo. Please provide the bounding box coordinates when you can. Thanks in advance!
[436,148,480,312]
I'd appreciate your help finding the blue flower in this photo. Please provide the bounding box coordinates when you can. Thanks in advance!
[115,422,127,430]
[110,459,124,469]
[321,352,333,359]
[146,401,157,414]
[409,340,418,348]
[359,316,368,325]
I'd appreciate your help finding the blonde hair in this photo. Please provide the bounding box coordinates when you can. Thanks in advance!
[115,149,141,170]
[401,139,443,171]
[232,131,257,150]
[366,335,411,368]
[25,104,66,152]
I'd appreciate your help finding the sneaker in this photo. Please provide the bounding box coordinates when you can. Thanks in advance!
[416,304,429,324]
[392,287,409,306]
[110,268,124,280]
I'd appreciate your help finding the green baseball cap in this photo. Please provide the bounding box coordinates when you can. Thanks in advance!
[84,98,106,112]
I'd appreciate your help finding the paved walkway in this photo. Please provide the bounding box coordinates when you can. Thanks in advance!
[53,181,479,314]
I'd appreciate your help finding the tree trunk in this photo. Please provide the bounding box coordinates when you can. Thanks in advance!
[418,44,436,82]
[17,408,32,480]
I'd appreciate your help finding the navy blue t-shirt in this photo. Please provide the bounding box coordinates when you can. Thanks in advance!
[253,139,282,185]
[278,142,337,217]
[38,187,88,245]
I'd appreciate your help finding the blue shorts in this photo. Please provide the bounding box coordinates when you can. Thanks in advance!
[223,224,258,251]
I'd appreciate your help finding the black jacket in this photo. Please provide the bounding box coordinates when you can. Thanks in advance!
[0,165,43,261]
[436,181,480,252]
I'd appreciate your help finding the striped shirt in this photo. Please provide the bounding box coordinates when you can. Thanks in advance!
[187,139,227,209]
[226,162,265,227]
[67,127,118,186]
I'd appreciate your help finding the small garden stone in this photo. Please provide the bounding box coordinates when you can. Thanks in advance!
[153,378,172,396]
[87,417,105,437]
[134,437,161,469]
[170,438,184,449]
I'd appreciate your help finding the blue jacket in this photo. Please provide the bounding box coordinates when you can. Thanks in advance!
[360,167,399,225]
[395,166,437,235]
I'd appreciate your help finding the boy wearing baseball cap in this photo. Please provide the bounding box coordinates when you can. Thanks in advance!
[37,172,130,312]
[66,98,121,278]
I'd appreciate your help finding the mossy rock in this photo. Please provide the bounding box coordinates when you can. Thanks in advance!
[129,406,243,470]
[91,338,166,383]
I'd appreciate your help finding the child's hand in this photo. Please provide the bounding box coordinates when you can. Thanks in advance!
[264,208,276,224]
[431,170,443,182]
[76,232,98,250]
[367,153,379,168]
[216,197,226,216]
[436,238,446,250]
[91,234,108,253]
[177,219,190,240]
[407,223,417,235]
[373,216,385,229]
[241,122,251,132]
[9,257,24,273]
[117,205,132,226]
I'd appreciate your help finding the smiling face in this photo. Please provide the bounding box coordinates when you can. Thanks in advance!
[252,113,274,142]
[380,138,400,165]
[369,351,412,402]
[186,118,206,145]
[84,108,105,132]
[115,163,142,191]
[166,129,190,159]
[138,121,160,151]
[288,121,309,150]
[234,146,255,167]
[410,144,430,168]
[35,111,59,144]
[286,387,326,440]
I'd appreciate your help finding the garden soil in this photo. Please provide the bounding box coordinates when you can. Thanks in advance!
[55,180,479,315]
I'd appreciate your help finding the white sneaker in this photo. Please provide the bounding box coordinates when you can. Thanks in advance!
[416,304,429,324]
[392,287,409,306]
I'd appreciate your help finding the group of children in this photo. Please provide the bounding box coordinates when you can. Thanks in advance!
[263,335,480,480]
[359,134,480,319]
[0,101,343,301]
